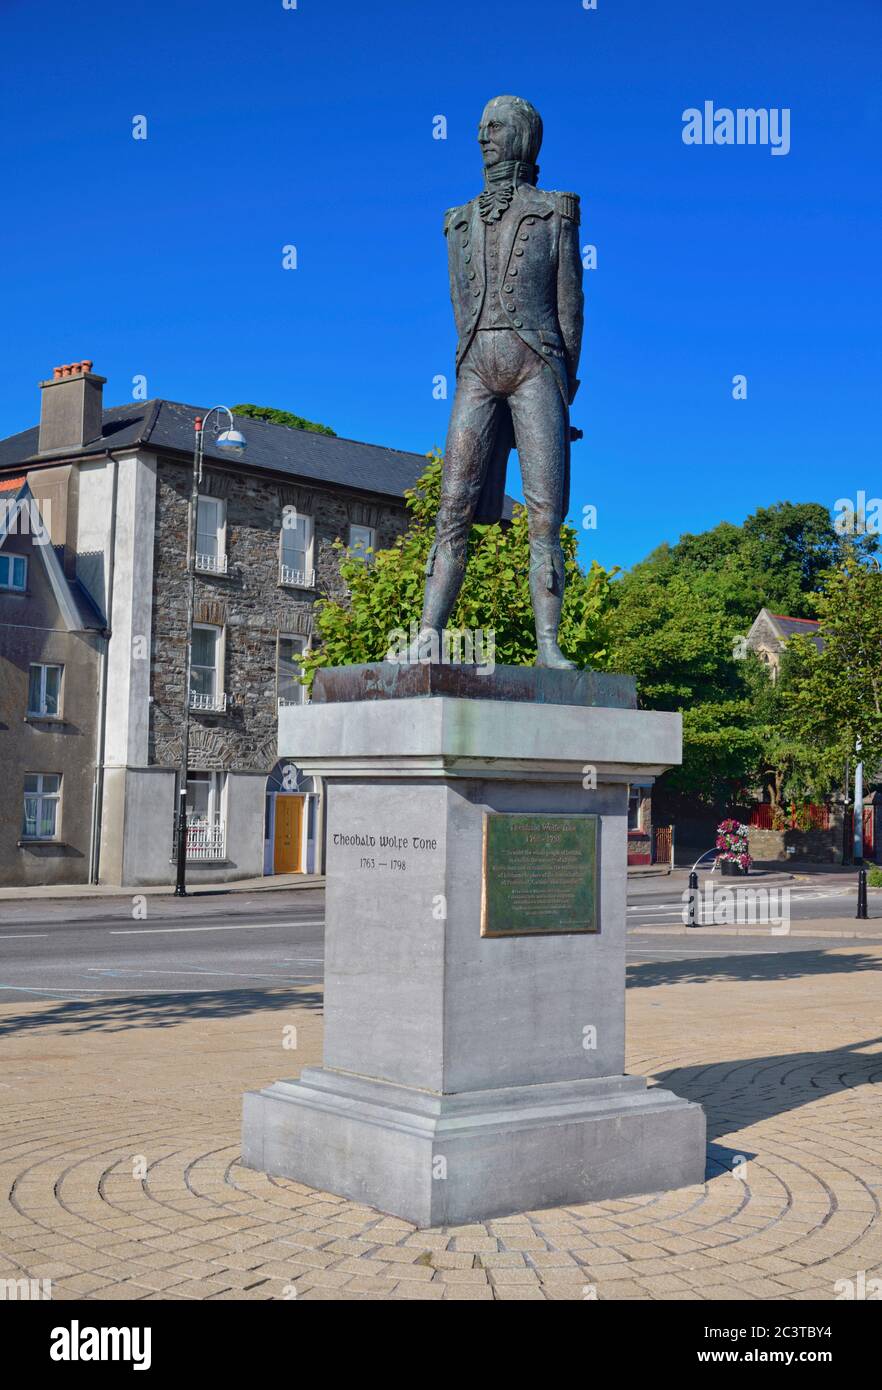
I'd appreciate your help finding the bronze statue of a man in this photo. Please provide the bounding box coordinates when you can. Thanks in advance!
[415,94,584,669]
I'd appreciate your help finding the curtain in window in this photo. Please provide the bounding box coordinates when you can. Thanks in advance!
[196,498,222,560]
[191,627,218,697]
[281,515,312,573]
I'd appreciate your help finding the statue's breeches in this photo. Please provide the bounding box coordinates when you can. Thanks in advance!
[436,330,568,551]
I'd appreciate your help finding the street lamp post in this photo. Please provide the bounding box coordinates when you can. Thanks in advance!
[853,735,864,868]
[174,407,247,896]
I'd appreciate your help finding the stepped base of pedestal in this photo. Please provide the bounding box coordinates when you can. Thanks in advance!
[241,1066,707,1227]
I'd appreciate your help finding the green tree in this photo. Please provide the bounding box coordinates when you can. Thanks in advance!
[302,452,617,686]
[605,501,876,796]
[232,403,335,436]
[779,547,882,796]
[627,501,870,627]
[741,648,823,807]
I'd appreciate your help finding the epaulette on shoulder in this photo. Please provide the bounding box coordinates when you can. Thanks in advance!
[554,191,581,224]
[443,205,464,236]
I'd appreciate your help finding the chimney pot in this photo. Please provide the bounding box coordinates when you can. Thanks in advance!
[38,358,106,454]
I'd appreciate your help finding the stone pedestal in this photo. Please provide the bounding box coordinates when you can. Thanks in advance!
[241,664,706,1227]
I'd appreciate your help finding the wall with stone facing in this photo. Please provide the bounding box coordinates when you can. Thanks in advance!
[148,458,409,774]
[746,613,783,673]
[748,820,845,865]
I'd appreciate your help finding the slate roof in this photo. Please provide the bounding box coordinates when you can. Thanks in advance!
[0,400,514,516]
[768,613,821,641]
[748,607,824,654]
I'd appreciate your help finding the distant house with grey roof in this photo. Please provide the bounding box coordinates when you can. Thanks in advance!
[0,360,451,887]
[746,607,823,678]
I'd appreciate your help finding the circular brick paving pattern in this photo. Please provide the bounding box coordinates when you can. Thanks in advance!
[1,946,881,1299]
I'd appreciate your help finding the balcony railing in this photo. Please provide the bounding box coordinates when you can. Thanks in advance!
[195,552,228,575]
[279,564,316,589]
[189,690,227,713]
[172,816,227,861]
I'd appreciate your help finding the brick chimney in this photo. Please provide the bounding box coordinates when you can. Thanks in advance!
[38,360,106,454]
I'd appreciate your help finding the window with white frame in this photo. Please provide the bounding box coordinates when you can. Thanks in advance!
[27,663,63,717]
[348,523,376,557]
[185,770,225,823]
[0,553,27,591]
[195,496,227,574]
[278,634,307,707]
[190,624,224,711]
[22,773,61,840]
[180,770,226,859]
[280,512,314,587]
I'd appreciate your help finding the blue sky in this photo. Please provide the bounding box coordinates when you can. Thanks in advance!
[1,0,879,570]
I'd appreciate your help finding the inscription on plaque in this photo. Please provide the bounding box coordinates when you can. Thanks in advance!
[481,813,599,938]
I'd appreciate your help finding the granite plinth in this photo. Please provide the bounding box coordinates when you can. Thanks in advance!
[242,1069,706,1228]
[242,674,706,1224]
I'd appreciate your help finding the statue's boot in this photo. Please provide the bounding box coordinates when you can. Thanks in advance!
[399,540,466,663]
[530,540,577,670]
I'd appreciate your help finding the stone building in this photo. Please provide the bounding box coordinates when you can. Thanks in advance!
[0,361,432,886]
[746,607,823,677]
[0,477,104,886]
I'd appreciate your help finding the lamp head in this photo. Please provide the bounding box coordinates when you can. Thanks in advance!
[216,428,247,454]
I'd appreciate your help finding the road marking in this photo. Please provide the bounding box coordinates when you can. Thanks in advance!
[0,934,50,939]
[109,920,324,936]
[627,947,779,953]
[0,984,141,994]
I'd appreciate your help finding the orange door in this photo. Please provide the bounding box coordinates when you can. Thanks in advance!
[274,795,304,873]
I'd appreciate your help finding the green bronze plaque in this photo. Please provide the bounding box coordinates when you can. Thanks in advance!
[480,812,599,938]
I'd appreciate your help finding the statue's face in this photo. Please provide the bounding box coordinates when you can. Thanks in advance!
[478,105,519,168]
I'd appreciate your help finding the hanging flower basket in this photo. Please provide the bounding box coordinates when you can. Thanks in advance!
[716,819,751,875]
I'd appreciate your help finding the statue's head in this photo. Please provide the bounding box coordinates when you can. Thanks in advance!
[478,95,543,170]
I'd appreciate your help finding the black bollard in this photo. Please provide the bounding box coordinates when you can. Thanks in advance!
[856,868,868,920]
[687,870,699,928]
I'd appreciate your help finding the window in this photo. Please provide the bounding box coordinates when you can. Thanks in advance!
[278,635,307,707]
[179,771,226,859]
[22,773,61,840]
[195,496,227,574]
[185,770,222,823]
[280,513,315,587]
[27,664,63,717]
[190,624,225,711]
[348,523,375,557]
[0,553,27,591]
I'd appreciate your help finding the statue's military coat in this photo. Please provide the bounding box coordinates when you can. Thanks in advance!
[444,182,584,524]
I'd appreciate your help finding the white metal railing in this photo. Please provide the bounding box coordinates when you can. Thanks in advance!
[279,564,316,588]
[173,817,226,861]
[195,552,228,575]
[189,690,227,713]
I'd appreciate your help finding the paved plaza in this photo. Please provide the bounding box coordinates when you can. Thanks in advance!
[1,942,880,1301]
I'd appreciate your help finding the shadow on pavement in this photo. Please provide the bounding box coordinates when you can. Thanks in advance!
[0,985,323,1036]
[654,1035,882,1146]
[627,947,882,989]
